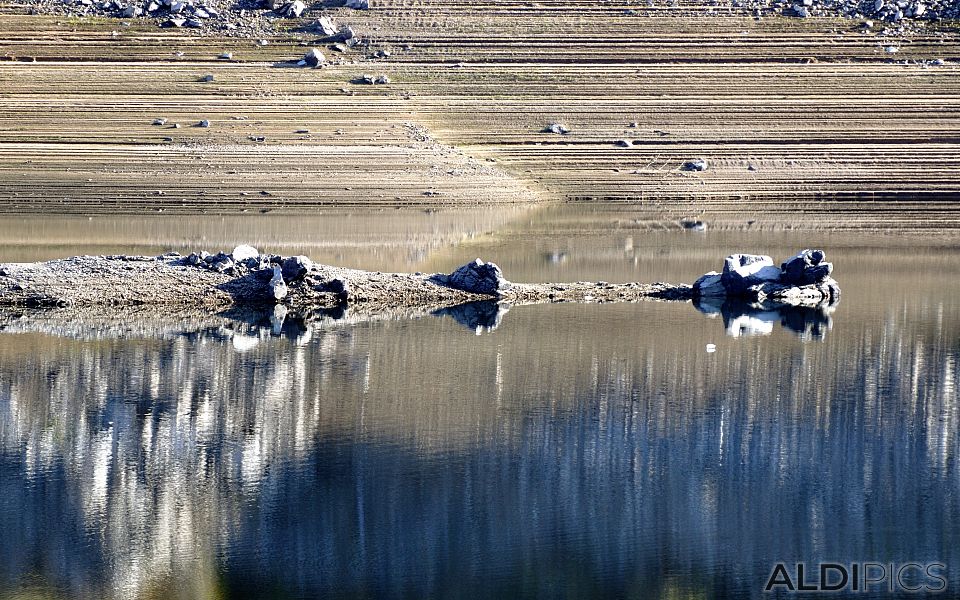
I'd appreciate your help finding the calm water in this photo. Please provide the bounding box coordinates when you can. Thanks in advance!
[1,207,959,599]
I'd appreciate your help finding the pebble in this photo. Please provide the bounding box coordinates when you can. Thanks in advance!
[542,122,570,135]
[682,159,709,172]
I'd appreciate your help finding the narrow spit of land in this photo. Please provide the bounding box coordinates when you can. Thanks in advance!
[0,253,692,313]
[0,5,959,230]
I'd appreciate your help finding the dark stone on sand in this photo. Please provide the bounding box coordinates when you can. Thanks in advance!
[445,259,511,296]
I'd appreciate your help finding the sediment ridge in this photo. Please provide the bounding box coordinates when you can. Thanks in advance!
[0,250,693,313]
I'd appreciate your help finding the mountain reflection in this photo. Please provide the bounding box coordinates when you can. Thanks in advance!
[1,295,959,599]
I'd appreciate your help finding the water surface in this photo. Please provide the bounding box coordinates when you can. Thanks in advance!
[1,207,959,599]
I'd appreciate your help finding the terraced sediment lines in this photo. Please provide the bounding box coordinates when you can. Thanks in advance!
[0,9,959,225]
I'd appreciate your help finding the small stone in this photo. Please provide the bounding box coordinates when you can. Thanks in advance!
[120,5,141,17]
[328,277,350,299]
[303,48,326,67]
[280,0,306,17]
[152,118,167,125]
[542,122,570,135]
[680,219,707,231]
[199,74,215,82]
[316,15,337,36]
[197,120,210,127]
[343,0,368,9]
[281,255,312,281]
[218,51,233,60]
[214,258,235,273]
[682,159,709,172]
[616,139,632,147]
[374,74,390,84]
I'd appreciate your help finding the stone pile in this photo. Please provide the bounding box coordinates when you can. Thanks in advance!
[778,0,955,22]
[35,0,369,35]
[183,245,312,301]
[693,249,839,306]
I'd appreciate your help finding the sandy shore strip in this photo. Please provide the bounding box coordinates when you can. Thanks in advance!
[0,252,693,312]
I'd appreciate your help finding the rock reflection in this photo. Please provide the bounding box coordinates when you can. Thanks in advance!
[694,296,836,340]
[1,295,959,599]
[433,301,511,334]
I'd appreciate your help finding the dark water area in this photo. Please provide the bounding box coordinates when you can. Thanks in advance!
[1,206,959,599]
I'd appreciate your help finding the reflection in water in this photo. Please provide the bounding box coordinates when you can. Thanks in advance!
[3,219,960,599]
[1,282,959,598]
[694,297,837,340]
[433,301,511,335]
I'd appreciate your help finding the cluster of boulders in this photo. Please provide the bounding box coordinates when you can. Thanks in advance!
[182,244,313,300]
[780,0,952,22]
[693,249,839,306]
[434,259,512,296]
[37,0,368,34]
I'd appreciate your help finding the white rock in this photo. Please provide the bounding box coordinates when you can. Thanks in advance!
[721,254,781,294]
[317,15,337,36]
[231,244,259,261]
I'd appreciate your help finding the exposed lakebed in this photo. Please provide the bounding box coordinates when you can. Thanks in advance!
[1,206,959,598]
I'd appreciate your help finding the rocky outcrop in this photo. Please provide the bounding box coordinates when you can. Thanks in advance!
[437,259,512,296]
[693,249,840,307]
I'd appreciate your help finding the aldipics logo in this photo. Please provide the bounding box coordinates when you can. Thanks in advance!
[764,562,947,594]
